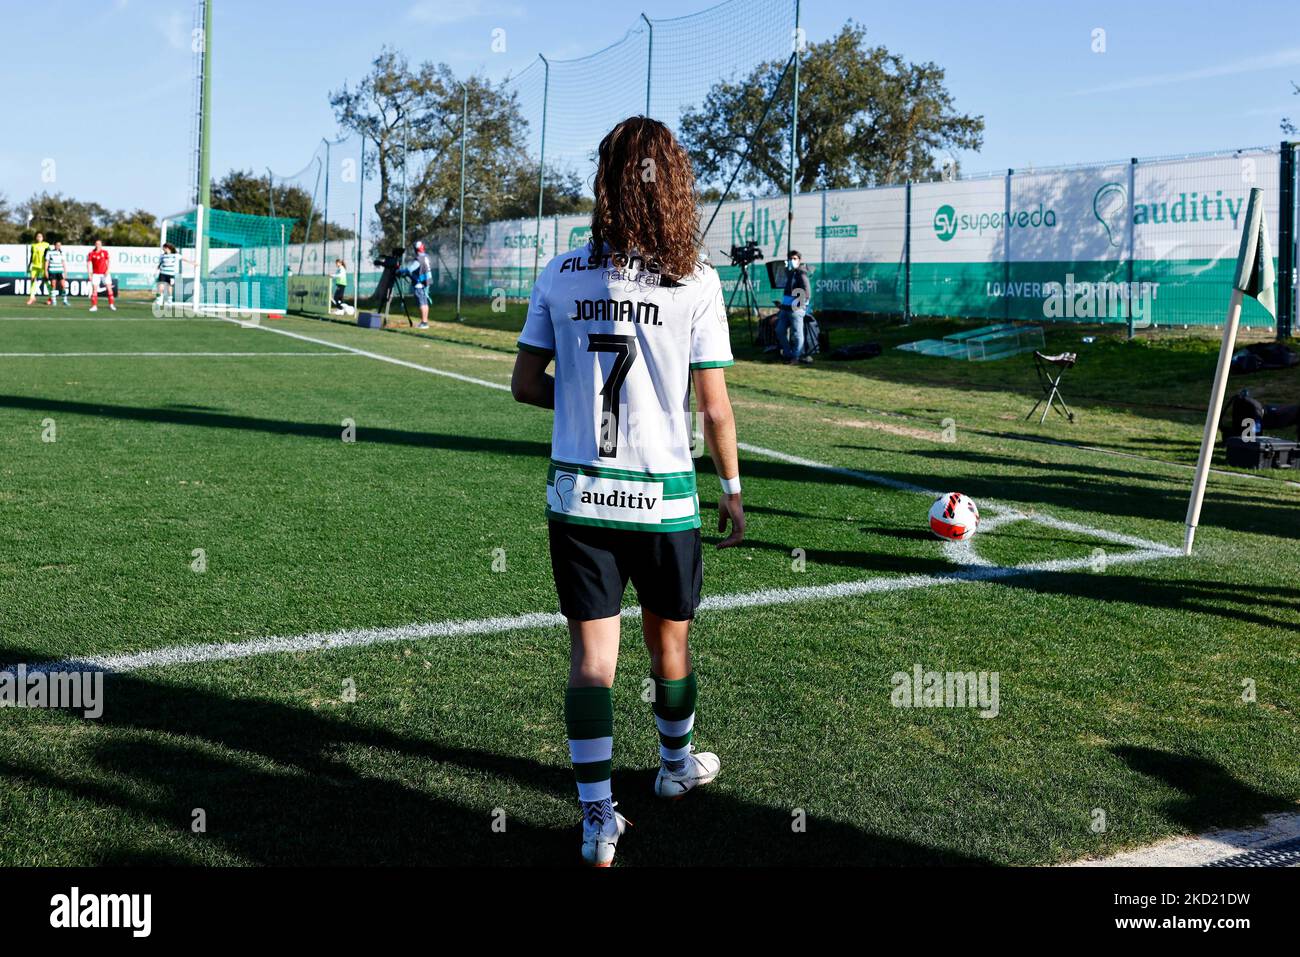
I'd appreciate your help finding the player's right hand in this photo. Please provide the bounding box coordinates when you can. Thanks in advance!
[716,493,745,549]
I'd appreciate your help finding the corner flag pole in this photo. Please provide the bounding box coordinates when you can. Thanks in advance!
[1182,186,1277,555]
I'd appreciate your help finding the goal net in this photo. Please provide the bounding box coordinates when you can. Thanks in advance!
[160,205,297,315]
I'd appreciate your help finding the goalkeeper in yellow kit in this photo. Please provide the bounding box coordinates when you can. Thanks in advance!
[25,233,50,306]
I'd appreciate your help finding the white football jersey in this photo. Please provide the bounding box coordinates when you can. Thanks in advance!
[518,244,733,532]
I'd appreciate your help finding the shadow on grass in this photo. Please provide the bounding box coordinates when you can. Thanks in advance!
[1111,745,1286,834]
[831,445,1300,543]
[997,572,1300,631]
[0,394,550,459]
[733,536,957,576]
[6,392,1293,547]
[0,657,987,867]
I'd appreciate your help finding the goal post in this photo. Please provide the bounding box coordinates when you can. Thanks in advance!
[160,204,296,316]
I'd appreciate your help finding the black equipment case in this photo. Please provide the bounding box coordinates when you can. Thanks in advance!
[1223,436,1300,469]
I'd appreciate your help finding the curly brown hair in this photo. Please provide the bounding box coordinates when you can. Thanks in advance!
[589,117,700,280]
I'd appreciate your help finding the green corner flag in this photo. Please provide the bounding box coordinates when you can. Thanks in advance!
[1232,186,1276,317]
[1184,186,1276,555]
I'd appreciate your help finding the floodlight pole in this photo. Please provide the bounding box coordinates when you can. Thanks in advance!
[456,84,468,321]
[196,0,213,292]
[193,203,205,310]
[786,0,801,259]
[641,14,652,116]
[534,55,549,285]
[267,167,275,218]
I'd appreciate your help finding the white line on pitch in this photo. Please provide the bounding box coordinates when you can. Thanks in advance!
[0,321,220,325]
[0,351,352,358]
[227,317,1179,556]
[736,442,1177,555]
[6,545,1170,676]
[224,317,510,392]
[0,321,1181,676]
[1065,810,1300,867]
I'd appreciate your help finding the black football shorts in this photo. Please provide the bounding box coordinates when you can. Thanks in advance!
[548,520,702,622]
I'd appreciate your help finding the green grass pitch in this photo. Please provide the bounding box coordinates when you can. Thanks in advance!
[0,296,1297,865]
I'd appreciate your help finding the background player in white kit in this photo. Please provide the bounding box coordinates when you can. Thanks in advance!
[512,117,744,866]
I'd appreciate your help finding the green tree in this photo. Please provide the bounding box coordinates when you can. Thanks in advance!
[1282,81,1299,135]
[211,169,353,244]
[104,209,159,246]
[493,165,593,221]
[19,193,112,244]
[0,193,20,243]
[679,22,984,195]
[330,48,542,248]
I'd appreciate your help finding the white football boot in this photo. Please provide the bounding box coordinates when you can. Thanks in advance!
[581,804,630,867]
[88,305,97,312]
[654,746,721,799]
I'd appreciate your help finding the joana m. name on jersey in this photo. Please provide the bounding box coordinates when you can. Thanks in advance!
[517,245,733,533]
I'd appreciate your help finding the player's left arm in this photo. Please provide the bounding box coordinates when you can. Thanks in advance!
[693,366,744,548]
[689,263,743,547]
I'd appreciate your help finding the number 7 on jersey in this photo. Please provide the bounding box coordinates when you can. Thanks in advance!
[587,333,639,458]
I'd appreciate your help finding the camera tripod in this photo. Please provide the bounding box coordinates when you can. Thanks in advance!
[723,254,764,343]
[383,275,414,326]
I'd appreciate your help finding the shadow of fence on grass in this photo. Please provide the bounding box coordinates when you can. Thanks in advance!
[5,390,1292,546]
[1110,745,1290,835]
[0,394,552,459]
[0,659,988,867]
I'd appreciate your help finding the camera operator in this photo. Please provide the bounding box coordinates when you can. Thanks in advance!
[408,240,433,328]
[775,250,811,365]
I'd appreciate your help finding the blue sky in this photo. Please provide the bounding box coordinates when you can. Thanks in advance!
[2,0,1297,217]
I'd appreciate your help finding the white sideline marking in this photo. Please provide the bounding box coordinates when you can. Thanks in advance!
[230,316,1178,556]
[0,321,220,325]
[224,317,509,392]
[1066,810,1300,867]
[8,545,1170,676]
[0,315,1181,677]
[737,442,1176,555]
[0,351,350,358]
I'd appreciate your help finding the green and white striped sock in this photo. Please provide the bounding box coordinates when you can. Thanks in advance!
[566,685,614,806]
[653,672,696,772]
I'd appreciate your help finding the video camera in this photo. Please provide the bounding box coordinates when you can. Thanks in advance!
[372,248,408,303]
[372,248,405,272]
[726,241,764,268]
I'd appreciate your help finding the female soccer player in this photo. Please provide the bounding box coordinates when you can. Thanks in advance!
[155,243,182,305]
[25,232,49,306]
[87,239,115,312]
[44,242,69,306]
[511,117,745,866]
[331,258,350,314]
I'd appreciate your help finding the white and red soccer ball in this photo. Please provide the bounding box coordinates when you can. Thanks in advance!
[928,492,980,542]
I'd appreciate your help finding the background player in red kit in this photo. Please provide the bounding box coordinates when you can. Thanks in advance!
[87,239,116,312]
